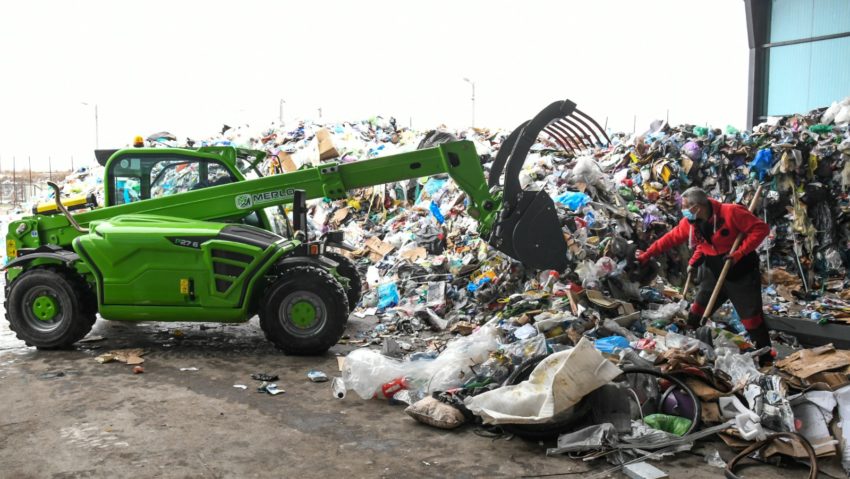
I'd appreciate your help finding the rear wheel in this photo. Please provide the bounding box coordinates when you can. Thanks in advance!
[5,267,97,349]
[259,265,349,355]
[324,251,362,308]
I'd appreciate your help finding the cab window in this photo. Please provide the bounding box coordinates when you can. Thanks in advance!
[109,155,236,205]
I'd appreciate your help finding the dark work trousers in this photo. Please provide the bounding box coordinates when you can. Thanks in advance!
[686,253,772,353]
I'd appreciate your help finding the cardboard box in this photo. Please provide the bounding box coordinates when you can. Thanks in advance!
[316,128,339,161]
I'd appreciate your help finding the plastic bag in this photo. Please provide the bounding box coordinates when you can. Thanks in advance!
[595,256,617,277]
[594,335,630,354]
[749,148,774,181]
[715,347,761,385]
[341,349,409,399]
[682,141,702,161]
[663,331,702,350]
[572,156,602,184]
[554,191,590,211]
[377,282,400,309]
[342,325,500,399]
[643,414,692,436]
[640,303,681,322]
[575,260,599,287]
[501,333,548,363]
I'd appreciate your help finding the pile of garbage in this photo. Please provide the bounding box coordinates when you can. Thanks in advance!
[342,309,850,476]
[17,95,850,473]
[305,97,848,475]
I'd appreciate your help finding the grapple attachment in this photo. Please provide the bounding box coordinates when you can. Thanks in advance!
[487,100,610,272]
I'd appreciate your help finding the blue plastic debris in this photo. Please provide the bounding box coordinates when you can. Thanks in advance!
[594,335,630,354]
[554,191,590,211]
[430,200,445,224]
[377,283,400,309]
[749,148,774,181]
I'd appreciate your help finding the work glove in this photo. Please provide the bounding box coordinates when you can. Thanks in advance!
[724,250,744,264]
[688,254,705,268]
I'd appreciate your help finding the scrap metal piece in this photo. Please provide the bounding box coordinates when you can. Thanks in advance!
[623,462,668,479]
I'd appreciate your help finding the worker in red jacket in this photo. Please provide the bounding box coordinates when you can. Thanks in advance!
[637,187,772,360]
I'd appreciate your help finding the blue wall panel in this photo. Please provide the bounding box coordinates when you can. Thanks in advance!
[767,42,811,114]
[808,36,850,108]
[812,0,850,38]
[770,0,814,42]
[767,0,850,115]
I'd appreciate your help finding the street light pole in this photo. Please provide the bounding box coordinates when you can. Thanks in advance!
[279,99,286,124]
[81,102,99,149]
[463,78,475,128]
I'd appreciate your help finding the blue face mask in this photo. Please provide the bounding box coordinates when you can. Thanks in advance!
[682,207,697,221]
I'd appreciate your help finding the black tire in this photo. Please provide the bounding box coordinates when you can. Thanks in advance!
[259,265,349,355]
[617,367,701,436]
[499,355,590,440]
[5,267,97,349]
[324,251,362,308]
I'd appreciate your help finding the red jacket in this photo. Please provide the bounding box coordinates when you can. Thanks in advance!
[642,199,769,265]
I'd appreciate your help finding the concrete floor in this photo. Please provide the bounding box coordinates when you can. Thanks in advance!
[0,315,830,479]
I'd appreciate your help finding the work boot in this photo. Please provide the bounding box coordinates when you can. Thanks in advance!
[748,323,774,367]
[686,311,702,330]
[695,325,713,347]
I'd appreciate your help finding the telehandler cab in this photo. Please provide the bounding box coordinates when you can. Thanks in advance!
[3,100,608,354]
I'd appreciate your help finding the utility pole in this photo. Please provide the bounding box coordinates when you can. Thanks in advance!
[279,99,285,124]
[71,156,75,172]
[48,156,52,181]
[318,107,322,119]
[463,78,475,128]
[81,102,99,149]
[12,156,16,206]
[28,156,32,202]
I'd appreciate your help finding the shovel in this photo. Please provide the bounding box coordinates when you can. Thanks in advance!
[681,269,694,300]
[700,184,765,325]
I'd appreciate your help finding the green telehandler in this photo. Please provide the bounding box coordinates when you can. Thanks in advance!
[3,100,607,354]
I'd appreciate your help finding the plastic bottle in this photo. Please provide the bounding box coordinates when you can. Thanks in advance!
[331,377,346,399]
[377,377,409,399]
[542,270,560,293]
[728,308,747,335]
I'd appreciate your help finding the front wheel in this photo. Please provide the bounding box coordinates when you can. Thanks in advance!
[259,265,349,355]
[5,267,97,349]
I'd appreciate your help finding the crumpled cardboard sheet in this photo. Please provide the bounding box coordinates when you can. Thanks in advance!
[775,344,850,379]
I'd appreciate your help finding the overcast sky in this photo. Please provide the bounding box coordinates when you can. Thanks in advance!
[0,0,749,170]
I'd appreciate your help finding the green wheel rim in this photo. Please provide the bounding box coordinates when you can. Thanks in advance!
[278,291,328,338]
[289,299,318,328]
[31,295,59,322]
